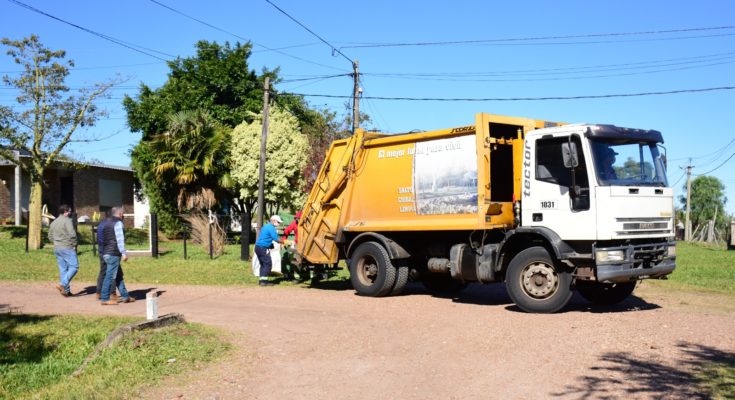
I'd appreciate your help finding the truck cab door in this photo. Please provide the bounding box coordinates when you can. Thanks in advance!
[522,134,597,240]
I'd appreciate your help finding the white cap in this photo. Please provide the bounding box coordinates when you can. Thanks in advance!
[270,215,283,224]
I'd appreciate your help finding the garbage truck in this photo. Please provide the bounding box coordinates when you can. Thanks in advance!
[296,113,676,313]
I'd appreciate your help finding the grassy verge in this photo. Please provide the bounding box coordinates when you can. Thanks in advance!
[0,313,230,400]
[696,362,735,400]
[0,226,258,285]
[647,241,735,295]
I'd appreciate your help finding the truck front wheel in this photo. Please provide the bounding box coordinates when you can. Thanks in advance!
[505,246,573,313]
[576,281,636,306]
[350,242,397,297]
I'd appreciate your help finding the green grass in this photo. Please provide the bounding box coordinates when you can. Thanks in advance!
[696,362,735,400]
[648,241,735,294]
[0,313,230,400]
[0,226,259,286]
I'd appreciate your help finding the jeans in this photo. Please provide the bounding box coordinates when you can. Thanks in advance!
[101,254,130,301]
[54,248,79,293]
[97,256,123,295]
[254,245,272,278]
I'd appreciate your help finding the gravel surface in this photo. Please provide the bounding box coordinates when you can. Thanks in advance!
[1,280,733,399]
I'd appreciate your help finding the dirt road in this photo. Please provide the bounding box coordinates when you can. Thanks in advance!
[1,280,733,399]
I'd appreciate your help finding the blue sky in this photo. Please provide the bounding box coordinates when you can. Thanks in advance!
[2,0,734,214]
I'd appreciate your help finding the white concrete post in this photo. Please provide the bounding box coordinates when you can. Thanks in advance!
[146,291,159,320]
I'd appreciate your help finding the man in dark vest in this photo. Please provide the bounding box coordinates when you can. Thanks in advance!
[99,206,135,305]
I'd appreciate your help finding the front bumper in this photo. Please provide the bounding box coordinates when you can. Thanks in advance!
[595,242,676,283]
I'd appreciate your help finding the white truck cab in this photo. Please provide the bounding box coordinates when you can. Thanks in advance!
[521,123,676,284]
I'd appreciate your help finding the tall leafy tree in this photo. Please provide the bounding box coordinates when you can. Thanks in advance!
[680,175,728,233]
[230,104,309,222]
[124,40,274,232]
[0,35,115,249]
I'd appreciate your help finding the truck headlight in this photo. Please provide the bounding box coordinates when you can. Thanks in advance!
[667,245,676,257]
[596,250,625,263]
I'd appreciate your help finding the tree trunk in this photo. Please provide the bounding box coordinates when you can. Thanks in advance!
[28,178,44,250]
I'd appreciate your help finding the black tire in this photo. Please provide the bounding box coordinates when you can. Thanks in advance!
[421,272,467,296]
[505,246,573,313]
[390,262,409,296]
[349,242,397,297]
[576,281,637,306]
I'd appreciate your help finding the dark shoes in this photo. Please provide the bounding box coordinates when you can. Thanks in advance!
[121,297,136,303]
[259,280,276,286]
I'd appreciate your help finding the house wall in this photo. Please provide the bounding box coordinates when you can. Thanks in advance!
[0,167,11,220]
[0,164,134,227]
[73,167,134,227]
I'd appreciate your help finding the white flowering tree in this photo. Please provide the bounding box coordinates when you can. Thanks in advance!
[231,104,309,222]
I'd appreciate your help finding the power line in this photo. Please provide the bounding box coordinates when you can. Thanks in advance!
[339,25,735,49]
[263,0,353,64]
[147,0,347,72]
[7,0,173,61]
[367,51,735,77]
[669,137,735,162]
[696,152,735,176]
[364,59,735,83]
[0,61,165,74]
[283,85,735,102]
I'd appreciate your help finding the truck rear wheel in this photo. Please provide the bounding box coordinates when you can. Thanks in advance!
[505,246,572,313]
[390,262,409,296]
[576,281,637,306]
[350,242,397,297]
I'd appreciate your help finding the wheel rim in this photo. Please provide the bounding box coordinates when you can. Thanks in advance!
[356,255,379,286]
[520,261,559,299]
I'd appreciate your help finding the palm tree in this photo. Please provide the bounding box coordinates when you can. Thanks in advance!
[148,109,234,210]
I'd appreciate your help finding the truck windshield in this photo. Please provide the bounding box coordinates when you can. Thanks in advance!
[590,139,668,186]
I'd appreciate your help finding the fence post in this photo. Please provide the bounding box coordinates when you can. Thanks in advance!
[92,225,97,257]
[183,227,188,260]
[150,213,159,258]
[208,221,213,260]
[25,224,29,253]
[240,213,250,260]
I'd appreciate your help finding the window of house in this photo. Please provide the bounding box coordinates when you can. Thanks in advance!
[99,178,122,211]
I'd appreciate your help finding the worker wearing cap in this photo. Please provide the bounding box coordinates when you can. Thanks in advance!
[599,147,618,180]
[254,215,291,286]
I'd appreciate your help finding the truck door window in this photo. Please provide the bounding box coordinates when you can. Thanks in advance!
[535,135,590,210]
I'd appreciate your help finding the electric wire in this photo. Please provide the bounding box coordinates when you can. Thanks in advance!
[363,51,735,82]
[147,0,347,72]
[669,137,735,163]
[283,85,735,102]
[339,25,735,49]
[696,152,735,176]
[263,0,353,64]
[7,0,173,61]
[363,59,735,83]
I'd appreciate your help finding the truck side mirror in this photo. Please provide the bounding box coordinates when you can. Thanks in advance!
[562,142,579,168]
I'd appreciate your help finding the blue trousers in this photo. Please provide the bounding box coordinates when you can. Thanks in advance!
[101,255,130,301]
[54,248,78,293]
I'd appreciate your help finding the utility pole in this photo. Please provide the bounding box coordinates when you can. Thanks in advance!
[352,60,360,134]
[684,161,693,241]
[257,77,270,233]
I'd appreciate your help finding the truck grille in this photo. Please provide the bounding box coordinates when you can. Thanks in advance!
[616,217,671,236]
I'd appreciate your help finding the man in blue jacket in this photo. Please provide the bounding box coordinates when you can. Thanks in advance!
[254,215,290,286]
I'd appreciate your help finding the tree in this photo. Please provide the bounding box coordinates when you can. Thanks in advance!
[230,104,309,222]
[0,35,114,249]
[680,175,729,234]
[147,109,233,209]
[124,40,277,232]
